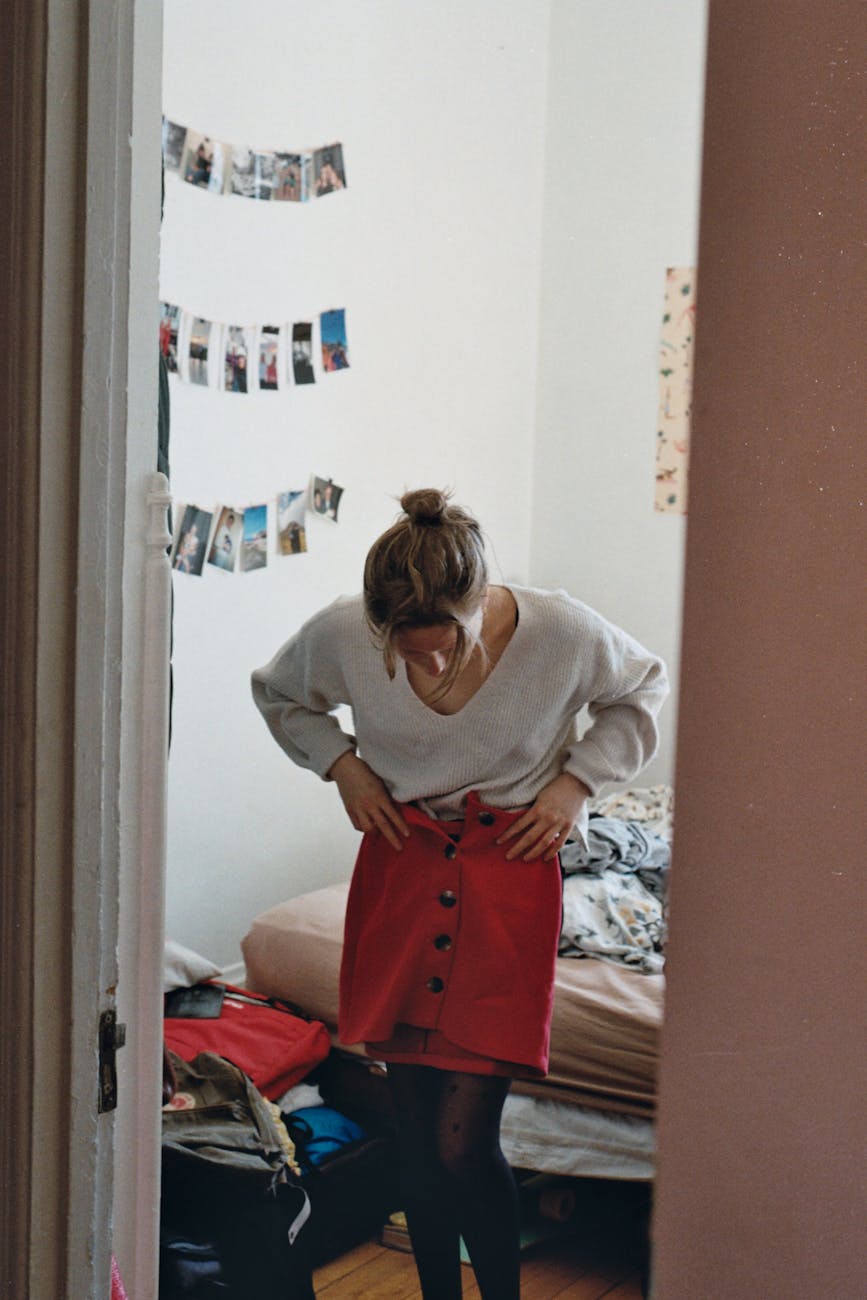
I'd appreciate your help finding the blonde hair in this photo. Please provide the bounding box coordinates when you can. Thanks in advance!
[364,488,488,697]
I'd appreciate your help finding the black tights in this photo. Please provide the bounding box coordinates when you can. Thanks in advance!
[386,1064,520,1300]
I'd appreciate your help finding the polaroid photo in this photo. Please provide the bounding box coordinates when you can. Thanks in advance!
[170,505,212,577]
[206,140,230,194]
[272,153,307,202]
[291,322,316,385]
[188,317,212,386]
[224,325,251,393]
[161,119,187,175]
[181,131,213,188]
[230,146,258,199]
[207,506,243,573]
[300,153,314,201]
[258,326,280,390]
[320,308,349,372]
[241,504,268,573]
[181,131,228,193]
[310,476,344,523]
[313,143,347,197]
[159,302,181,374]
[277,490,308,556]
[175,311,192,383]
[251,151,277,200]
[230,146,276,200]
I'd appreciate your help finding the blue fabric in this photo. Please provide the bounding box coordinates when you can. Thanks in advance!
[284,1106,365,1166]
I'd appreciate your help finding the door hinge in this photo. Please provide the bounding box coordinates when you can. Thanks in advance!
[98,1008,127,1114]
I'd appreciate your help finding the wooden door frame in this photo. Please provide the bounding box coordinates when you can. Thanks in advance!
[0,1,166,1296]
[652,1,865,1295]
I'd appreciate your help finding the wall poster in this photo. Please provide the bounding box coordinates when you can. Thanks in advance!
[655,267,696,515]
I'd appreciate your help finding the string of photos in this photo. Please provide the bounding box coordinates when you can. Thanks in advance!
[171,477,345,578]
[160,304,349,391]
[162,118,347,202]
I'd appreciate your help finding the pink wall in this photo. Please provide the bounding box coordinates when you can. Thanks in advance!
[652,2,866,1295]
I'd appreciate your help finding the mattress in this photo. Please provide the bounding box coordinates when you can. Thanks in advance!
[242,879,663,1118]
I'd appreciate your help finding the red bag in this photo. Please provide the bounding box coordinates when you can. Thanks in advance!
[164,982,331,1100]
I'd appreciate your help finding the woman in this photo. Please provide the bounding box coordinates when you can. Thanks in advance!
[252,488,668,1298]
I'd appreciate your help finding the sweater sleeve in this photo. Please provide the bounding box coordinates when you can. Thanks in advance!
[251,605,358,780]
[559,601,670,796]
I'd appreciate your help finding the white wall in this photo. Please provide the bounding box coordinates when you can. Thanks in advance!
[162,0,706,968]
[161,1,550,965]
[529,0,707,787]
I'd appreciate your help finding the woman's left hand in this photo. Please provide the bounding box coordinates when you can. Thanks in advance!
[496,772,591,862]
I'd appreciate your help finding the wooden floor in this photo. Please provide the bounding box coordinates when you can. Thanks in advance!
[313,1237,644,1299]
[312,1179,650,1299]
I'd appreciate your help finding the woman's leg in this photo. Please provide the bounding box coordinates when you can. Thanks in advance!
[387,1064,520,1300]
[434,1071,520,1300]
[387,1063,463,1298]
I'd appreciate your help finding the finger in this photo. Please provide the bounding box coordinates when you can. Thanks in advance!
[522,832,558,862]
[496,812,534,845]
[352,803,402,850]
[498,803,563,846]
[506,821,566,861]
[381,800,411,839]
[372,813,404,851]
[543,829,570,862]
[504,823,553,860]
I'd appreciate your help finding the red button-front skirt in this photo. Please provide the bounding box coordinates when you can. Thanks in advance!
[338,792,563,1075]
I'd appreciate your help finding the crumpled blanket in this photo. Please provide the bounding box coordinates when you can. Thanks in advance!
[559,869,666,973]
[557,789,674,974]
[560,816,670,901]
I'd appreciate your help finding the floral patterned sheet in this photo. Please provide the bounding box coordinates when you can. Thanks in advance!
[559,786,674,974]
[588,783,674,840]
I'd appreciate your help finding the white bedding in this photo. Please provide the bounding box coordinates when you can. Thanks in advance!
[500,1092,655,1182]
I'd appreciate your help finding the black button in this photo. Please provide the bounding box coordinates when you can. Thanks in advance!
[439,890,457,908]
[478,811,495,825]
[443,843,457,860]
[434,934,453,951]
[426,977,444,993]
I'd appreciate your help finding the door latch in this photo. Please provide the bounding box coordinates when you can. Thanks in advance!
[98,1008,127,1113]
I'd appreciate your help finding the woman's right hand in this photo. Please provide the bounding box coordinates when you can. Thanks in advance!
[327,751,410,850]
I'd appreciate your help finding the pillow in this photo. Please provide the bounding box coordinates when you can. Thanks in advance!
[163,938,222,992]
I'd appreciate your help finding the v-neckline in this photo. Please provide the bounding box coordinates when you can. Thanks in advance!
[400,585,522,719]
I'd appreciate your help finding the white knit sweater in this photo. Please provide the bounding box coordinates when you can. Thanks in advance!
[252,585,668,842]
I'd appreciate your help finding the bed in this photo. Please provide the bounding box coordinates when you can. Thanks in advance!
[241,787,671,1182]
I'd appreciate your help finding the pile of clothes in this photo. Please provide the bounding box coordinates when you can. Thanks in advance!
[559,786,674,974]
[159,967,399,1298]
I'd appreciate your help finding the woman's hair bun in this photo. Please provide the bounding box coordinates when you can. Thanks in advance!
[400,487,450,527]
[364,489,488,683]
